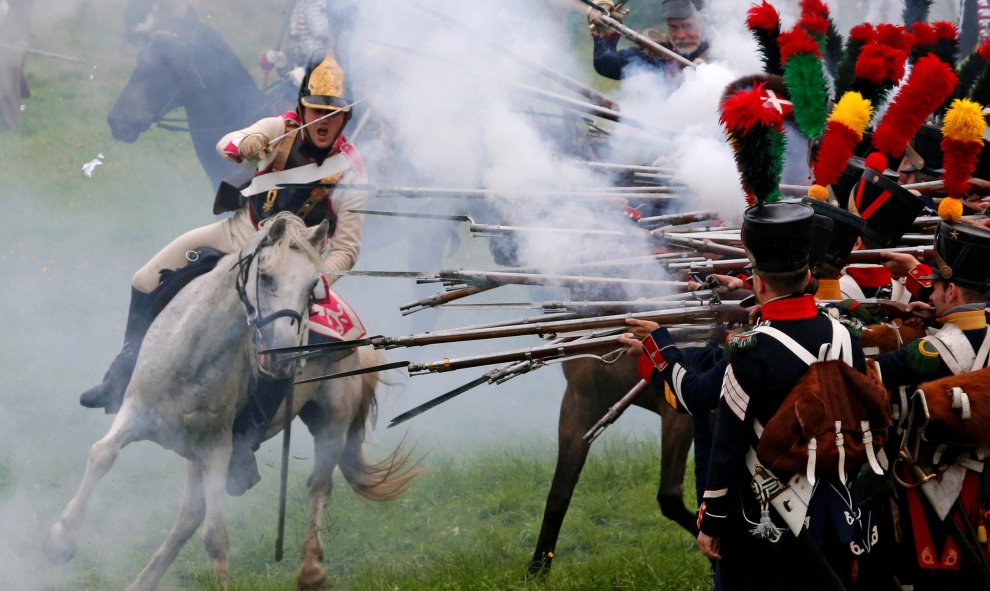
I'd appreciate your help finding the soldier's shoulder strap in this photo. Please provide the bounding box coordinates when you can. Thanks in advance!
[270,117,301,173]
[925,323,989,375]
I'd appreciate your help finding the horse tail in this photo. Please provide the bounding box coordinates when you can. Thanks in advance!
[338,347,422,502]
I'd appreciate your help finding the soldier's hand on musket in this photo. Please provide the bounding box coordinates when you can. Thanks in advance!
[879,250,920,280]
[904,301,935,329]
[587,0,626,34]
[747,303,762,325]
[237,133,272,160]
[618,318,660,356]
[698,532,721,559]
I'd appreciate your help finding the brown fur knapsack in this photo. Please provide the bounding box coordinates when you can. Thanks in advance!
[909,366,990,457]
[749,319,891,484]
[757,359,890,482]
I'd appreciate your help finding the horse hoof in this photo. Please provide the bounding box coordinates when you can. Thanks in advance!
[297,561,327,590]
[42,523,77,565]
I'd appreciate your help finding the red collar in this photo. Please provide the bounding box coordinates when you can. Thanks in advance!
[761,294,818,321]
[845,265,892,289]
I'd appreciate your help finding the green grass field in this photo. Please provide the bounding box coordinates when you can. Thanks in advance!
[52,439,709,591]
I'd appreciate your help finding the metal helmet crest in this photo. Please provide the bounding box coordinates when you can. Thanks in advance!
[298,51,352,121]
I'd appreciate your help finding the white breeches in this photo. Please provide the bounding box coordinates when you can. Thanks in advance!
[132,209,257,293]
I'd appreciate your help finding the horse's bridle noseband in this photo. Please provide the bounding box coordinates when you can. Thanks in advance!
[233,244,305,343]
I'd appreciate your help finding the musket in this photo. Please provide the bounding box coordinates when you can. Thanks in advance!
[666,246,935,273]
[412,0,618,110]
[373,185,680,200]
[337,253,706,281]
[389,324,718,428]
[295,333,629,384]
[511,82,669,133]
[657,234,748,258]
[264,304,750,357]
[638,210,719,228]
[387,334,573,428]
[439,298,743,314]
[781,180,945,199]
[400,283,715,316]
[400,285,491,315]
[337,268,687,291]
[584,380,650,443]
[347,210,632,237]
[577,0,697,69]
[427,269,690,292]
[0,44,86,63]
[585,161,676,175]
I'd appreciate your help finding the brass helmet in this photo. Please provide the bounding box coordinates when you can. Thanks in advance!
[298,51,352,122]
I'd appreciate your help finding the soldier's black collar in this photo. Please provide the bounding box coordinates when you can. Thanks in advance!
[760,294,817,321]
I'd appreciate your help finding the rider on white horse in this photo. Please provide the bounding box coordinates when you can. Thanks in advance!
[80,50,369,494]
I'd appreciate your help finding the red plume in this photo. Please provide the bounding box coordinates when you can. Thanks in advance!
[720,84,784,133]
[910,22,936,47]
[872,55,958,159]
[799,14,829,37]
[813,121,861,186]
[848,23,876,44]
[779,27,821,64]
[942,138,982,197]
[746,1,780,31]
[933,20,958,41]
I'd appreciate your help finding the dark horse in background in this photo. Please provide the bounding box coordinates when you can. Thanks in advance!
[108,8,274,189]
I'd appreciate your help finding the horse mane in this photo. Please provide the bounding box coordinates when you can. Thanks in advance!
[255,213,325,273]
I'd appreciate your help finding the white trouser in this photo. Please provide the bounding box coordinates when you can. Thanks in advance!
[132,208,257,293]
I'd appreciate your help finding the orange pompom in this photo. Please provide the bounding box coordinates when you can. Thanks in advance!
[938,196,964,221]
[808,184,829,201]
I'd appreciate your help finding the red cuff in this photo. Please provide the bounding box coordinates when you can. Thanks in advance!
[642,335,668,371]
[623,206,643,221]
[636,353,655,381]
[737,273,753,290]
[906,263,933,298]
[223,141,240,162]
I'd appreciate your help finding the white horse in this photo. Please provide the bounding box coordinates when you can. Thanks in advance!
[44,213,417,591]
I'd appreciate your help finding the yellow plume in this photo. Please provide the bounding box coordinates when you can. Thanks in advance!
[942,99,986,143]
[827,91,873,138]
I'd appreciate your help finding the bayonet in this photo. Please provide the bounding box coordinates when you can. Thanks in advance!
[294,360,411,384]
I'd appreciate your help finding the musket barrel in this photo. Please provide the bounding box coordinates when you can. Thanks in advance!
[407,335,624,374]
[658,235,747,258]
[382,305,746,349]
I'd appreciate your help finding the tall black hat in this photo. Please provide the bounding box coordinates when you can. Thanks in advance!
[926,221,990,292]
[849,157,928,248]
[742,201,816,273]
[831,155,899,211]
[903,123,990,178]
[805,198,866,275]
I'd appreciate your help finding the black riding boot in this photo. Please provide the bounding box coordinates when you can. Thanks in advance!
[226,375,294,496]
[80,288,155,413]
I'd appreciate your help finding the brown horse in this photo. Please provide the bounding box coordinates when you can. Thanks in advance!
[527,354,696,575]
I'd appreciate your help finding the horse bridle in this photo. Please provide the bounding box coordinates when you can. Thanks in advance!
[232,243,306,350]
